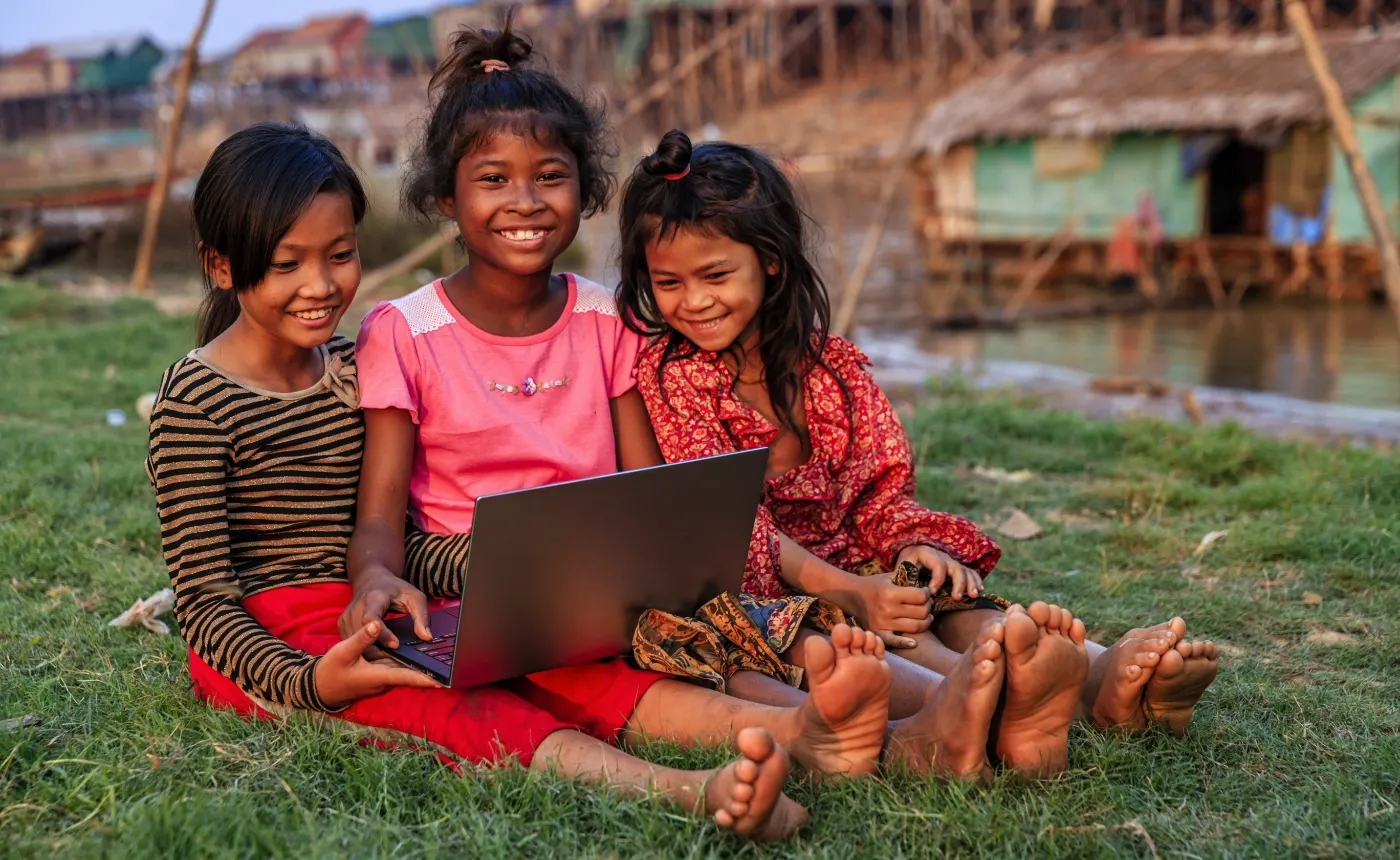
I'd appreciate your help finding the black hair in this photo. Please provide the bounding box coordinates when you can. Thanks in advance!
[192,122,367,347]
[616,129,842,436]
[401,8,614,221]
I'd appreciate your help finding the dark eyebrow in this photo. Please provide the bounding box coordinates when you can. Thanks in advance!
[276,232,355,252]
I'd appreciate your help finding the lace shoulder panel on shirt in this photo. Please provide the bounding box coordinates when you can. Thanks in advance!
[387,283,456,337]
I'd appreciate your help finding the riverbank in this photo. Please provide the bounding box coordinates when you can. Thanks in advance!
[860,331,1400,448]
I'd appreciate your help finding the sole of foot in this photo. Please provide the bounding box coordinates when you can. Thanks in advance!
[995,602,1089,779]
[788,623,890,778]
[1143,619,1219,736]
[887,618,1005,781]
[706,727,809,841]
[1085,624,1178,732]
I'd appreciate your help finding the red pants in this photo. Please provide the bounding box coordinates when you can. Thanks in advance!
[186,582,666,767]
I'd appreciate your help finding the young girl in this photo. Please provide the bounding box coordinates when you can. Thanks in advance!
[615,130,1221,760]
[339,17,1033,792]
[148,122,808,841]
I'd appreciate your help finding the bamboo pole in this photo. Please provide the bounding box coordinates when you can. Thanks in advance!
[821,0,838,86]
[679,8,700,128]
[831,108,927,338]
[616,8,764,124]
[358,224,459,300]
[1286,0,1400,329]
[1003,224,1074,321]
[130,0,215,293]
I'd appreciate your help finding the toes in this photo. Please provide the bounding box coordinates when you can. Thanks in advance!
[733,757,759,786]
[1134,648,1162,667]
[1046,604,1063,631]
[735,726,776,763]
[971,658,999,684]
[730,781,755,804]
[860,628,881,655]
[1167,616,1187,642]
[830,623,854,651]
[1156,646,1186,678]
[982,618,1006,645]
[1124,664,1141,680]
[1003,607,1039,654]
[1026,601,1052,626]
[1069,617,1086,645]
[713,808,735,829]
[1203,641,1218,660]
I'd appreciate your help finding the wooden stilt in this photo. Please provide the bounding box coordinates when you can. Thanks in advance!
[680,8,700,129]
[832,108,927,338]
[1287,0,1400,330]
[1003,224,1074,320]
[1196,240,1228,307]
[131,0,215,294]
[717,11,736,122]
[821,0,839,86]
[1166,0,1182,35]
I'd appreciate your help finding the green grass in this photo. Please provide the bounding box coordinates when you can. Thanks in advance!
[2,280,1398,859]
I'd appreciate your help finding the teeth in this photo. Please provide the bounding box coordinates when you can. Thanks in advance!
[501,229,546,241]
[291,308,332,320]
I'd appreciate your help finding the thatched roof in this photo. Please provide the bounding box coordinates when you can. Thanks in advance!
[916,29,1400,154]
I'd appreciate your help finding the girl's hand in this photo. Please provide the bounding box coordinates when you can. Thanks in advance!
[897,544,984,601]
[315,621,444,708]
[338,568,433,650]
[850,573,932,649]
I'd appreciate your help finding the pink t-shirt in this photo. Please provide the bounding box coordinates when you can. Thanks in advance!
[356,274,642,535]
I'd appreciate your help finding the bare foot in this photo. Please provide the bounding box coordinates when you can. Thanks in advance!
[1083,624,1177,731]
[786,623,890,778]
[704,727,809,840]
[887,619,1005,781]
[1143,625,1219,736]
[995,602,1088,778]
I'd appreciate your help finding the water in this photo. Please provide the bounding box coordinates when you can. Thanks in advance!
[872,304,1400,409]
[797,171,1400,410]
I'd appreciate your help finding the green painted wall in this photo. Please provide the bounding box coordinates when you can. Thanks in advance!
[1331,75,1400,242]
[972,134,1199,240]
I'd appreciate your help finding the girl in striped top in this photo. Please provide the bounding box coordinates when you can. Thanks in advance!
[146,120,815,841]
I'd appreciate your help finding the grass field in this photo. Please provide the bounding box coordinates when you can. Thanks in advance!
[2,280,1397,859]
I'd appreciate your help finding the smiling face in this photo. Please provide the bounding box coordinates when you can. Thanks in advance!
[439,129,582,277]
[645,225,775,353]
[206,191,360,351]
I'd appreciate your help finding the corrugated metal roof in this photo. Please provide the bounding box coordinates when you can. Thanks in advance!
[917,28,1400,153]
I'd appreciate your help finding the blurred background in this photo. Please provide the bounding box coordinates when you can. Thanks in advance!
[3,0,1399,410]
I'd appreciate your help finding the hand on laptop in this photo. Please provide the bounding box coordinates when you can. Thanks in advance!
[315,621,444,708]
[338,567,434,651]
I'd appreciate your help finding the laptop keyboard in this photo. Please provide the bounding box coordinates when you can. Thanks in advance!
[409,633,456,667]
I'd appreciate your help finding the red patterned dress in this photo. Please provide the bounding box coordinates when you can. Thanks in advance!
[630,335,1005,690]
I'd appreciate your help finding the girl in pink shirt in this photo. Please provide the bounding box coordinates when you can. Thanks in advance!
[338,18,912,839]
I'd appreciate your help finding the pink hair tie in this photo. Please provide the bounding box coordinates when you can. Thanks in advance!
[664,165,690,181]
[480,59,510,74]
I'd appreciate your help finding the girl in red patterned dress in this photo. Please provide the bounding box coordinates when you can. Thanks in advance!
[616,131,1221,770]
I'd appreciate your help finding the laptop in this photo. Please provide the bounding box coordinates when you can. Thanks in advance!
[383,448,768,689]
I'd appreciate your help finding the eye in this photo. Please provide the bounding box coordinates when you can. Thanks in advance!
[270,261,297,273]
[539,171,568,183]
[330,249,356,263]
[650,277,680,290]
[477,174,506,184]
[705,270,732,282]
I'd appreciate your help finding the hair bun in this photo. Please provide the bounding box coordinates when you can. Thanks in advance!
[641,130,692,178]
[433,10,533,93]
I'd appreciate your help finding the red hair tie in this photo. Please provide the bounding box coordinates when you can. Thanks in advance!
[664,165,690,181]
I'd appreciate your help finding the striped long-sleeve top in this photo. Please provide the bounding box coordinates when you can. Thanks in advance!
[146,336,363,711]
